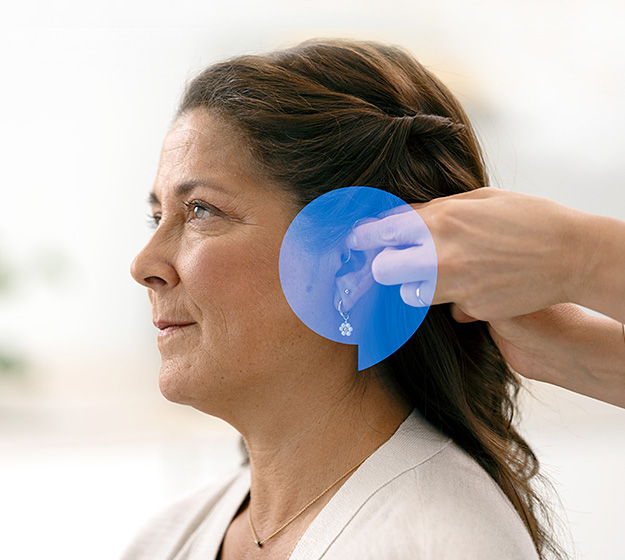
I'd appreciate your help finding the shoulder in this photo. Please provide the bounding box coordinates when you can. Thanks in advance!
[327,413,539,560]
[120,467,246,560]
[409,441,539,559]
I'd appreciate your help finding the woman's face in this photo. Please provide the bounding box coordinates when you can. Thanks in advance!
[131,109,350,416]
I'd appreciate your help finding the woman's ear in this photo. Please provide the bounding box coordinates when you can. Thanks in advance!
[333,247,379,313]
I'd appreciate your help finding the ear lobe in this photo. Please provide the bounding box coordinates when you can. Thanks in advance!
[333,247,379,313]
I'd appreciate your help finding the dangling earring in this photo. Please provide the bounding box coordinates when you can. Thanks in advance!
[338,299,353,337]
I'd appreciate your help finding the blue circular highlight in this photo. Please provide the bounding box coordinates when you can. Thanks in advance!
[279,186,437,370]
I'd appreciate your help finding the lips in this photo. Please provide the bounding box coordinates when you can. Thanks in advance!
[153,319,197,339]
[153,319,196,330]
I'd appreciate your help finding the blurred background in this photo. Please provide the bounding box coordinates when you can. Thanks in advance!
[1,1,624,558]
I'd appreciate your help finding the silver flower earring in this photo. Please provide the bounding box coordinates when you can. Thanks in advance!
[338,299,353,337]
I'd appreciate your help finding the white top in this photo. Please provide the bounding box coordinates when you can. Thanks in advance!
[121,410,539,560]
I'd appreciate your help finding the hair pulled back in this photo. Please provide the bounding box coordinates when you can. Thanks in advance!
[177,38,565,560]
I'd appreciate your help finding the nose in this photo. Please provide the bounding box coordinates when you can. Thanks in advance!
[130,232,180,290]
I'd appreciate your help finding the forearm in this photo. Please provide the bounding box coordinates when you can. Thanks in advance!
[570,212,625,324]
[549,313,625,408]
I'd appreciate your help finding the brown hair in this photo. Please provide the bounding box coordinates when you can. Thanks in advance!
[177,38,565,560]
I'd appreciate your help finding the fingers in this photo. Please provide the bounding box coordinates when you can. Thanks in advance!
[370,245,437,286]
[346,209,431,250]
[399,281,436,307]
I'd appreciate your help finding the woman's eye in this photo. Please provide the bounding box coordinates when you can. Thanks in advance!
[146,213,161,229]
[191,204,209,219]
[145,201,220,230]
[184,200,218,222]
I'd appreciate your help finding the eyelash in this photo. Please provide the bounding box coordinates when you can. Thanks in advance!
[183,200,218,222]
[146,213,161,229]
[146,200,219,229]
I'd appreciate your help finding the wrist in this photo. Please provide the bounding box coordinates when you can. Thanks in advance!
[564,211,625,323]
[561,209,603,305]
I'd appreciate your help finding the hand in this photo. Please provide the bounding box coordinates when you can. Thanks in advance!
[346,187,588,323]
[480,303,625,408]
[480,303,588,384]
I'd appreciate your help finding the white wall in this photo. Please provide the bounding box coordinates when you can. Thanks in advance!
[0,1,623,559]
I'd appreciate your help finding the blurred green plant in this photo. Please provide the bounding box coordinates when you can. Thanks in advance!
[0,242,70,377]
[0,348,26,376]
[0,248,23,376]
[0,251,14,293]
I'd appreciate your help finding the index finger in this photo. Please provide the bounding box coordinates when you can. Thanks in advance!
[346,207,430,250]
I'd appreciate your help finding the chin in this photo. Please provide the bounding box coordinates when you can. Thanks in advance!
[156,359,231,414]
[157,362,198,406]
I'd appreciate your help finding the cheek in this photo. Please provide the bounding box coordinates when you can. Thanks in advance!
[179,243,246,312]
[179,238,293,336]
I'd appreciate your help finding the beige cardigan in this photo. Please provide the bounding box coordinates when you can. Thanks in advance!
[121,410,539,560]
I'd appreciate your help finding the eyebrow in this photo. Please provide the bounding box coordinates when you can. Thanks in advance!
[147,179,229,205]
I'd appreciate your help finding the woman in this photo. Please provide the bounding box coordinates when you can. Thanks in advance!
[125,39,565,559]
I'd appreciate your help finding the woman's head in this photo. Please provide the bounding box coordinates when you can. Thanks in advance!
[131,38,482,410]
[132,38,564,559]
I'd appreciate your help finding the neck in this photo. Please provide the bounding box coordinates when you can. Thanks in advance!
[235,366,412,539]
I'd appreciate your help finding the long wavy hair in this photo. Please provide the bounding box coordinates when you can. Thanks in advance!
[176,38,565,560]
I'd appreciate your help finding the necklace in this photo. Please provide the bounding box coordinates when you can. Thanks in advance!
[247,456,368,548]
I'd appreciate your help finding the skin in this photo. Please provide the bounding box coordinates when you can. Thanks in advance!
[347,187,625,408]
[130,109,411,559]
